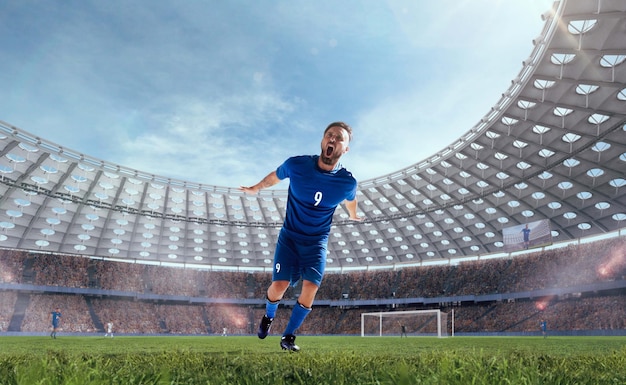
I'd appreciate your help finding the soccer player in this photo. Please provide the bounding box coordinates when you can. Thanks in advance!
[105,321,114,338]
[540,319,547,338]
[50,307,61,339]
[240,122,362,352]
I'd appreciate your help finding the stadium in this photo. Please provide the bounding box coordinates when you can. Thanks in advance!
[1,0,626,383]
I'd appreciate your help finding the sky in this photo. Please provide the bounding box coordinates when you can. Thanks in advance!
[0,0,554,188]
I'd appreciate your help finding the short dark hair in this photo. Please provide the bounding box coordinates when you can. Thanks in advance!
[324,121,352,141]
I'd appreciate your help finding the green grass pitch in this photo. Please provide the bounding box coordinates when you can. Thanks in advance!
[1,335,625,384]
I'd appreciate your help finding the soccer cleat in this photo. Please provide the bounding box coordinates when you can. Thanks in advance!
[257,315,273,339]
[280,334,300,352]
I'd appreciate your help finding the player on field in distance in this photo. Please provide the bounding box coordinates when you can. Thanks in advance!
[105,321,114,338]
[540,319,547,338]
[50,307,61,339]
[240,122,362,352]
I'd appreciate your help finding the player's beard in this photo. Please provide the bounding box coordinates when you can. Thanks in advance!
[320,145,340,166]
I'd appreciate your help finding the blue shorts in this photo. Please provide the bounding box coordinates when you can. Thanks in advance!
[272,228,328,287]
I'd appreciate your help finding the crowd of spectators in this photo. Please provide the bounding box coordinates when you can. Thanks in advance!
[0,291,16,332]
[0,249,23,284]
[32,254,90,288]
[20,293,94,333]
[1,291,624,335]
[0,236,624,335]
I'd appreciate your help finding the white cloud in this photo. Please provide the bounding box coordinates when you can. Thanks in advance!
[113,90,305,186]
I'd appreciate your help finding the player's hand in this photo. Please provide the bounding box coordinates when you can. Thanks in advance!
[239,186,258,195]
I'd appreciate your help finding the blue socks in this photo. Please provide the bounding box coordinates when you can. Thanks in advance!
[284,302,311,336]
[265,297,280,319]
[265,297,312,336]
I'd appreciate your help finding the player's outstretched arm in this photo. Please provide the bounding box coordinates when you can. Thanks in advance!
[240,171,280,195]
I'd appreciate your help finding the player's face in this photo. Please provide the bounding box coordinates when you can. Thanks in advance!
[320,126,350,166]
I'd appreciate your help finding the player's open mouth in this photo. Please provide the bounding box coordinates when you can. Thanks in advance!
[326,146,334,156]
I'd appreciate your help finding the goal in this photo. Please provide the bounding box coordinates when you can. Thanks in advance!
[361,309,449,337]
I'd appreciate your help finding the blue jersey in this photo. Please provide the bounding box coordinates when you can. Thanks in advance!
[276,155,357,237]
[51,311,61,326]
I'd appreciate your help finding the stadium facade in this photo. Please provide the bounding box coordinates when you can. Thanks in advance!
[0,0,625,272]
[1,0,626,337]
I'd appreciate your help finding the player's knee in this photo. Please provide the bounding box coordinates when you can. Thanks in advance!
[302,280,319,290]
[268,280,289,299]
[298,281,319,307]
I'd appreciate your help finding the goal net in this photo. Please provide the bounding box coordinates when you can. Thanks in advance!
[361,309,449,337]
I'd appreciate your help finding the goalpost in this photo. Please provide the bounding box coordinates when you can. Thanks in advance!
[361,309,450,338]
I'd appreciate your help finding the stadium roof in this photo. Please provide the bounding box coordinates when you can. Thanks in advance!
[0,0,625,272]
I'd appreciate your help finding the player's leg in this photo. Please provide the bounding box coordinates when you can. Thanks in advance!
[280,280,318,351]
[284,280,317,334]
[259,230,296,339]
[280,238,326,352]
[258,280,289,339]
